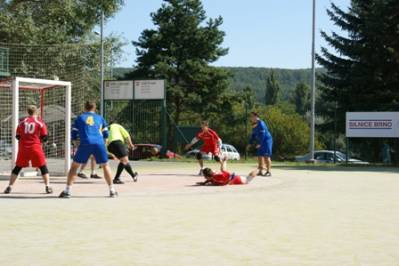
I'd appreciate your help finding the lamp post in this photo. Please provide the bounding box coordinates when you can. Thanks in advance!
[100,10,105,116]
[310,0,316,161]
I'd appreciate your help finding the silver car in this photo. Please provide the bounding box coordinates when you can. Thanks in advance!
[295,150,369,164]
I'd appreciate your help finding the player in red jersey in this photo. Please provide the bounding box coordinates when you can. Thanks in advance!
[185,121,223,175]
[3,105,53,194]
[197,157,257,186]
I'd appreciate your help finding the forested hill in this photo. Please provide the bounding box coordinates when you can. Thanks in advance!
[113,67,322,102]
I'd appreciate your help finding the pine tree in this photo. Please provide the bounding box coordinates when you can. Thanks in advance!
[265,71,280,105]
[317,0,399,132]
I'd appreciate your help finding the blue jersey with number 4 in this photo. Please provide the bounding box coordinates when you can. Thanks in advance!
[72,112,109,145]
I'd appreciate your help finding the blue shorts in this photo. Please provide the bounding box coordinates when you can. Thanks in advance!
[74,143,108,165]
[256,138,273,157]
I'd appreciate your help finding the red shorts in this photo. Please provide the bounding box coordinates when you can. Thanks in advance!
[16,145,46,168]
[229,175,246,185]
[201,145,219,155]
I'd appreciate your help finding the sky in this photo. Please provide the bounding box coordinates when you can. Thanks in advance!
[104,0,350,69]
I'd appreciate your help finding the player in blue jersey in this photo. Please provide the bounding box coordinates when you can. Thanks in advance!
[59,101,117,198]
[247,112,273,176]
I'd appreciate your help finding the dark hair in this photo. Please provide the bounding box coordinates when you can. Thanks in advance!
[250,112,258,117]
[27,105,37,116]
[202,168,213,178]
[85,101,96,111]
[201,121,209,127]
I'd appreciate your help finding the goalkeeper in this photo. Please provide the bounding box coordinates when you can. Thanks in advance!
[107,122,138,184]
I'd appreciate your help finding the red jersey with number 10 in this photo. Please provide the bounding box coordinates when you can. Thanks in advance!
[17,116,48,147]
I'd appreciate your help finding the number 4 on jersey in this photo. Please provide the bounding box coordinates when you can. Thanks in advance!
[86,116,94,126]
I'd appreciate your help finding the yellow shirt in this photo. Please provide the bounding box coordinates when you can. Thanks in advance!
[107,123,130,144]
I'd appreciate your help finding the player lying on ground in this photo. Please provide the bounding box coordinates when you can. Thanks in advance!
[150,146,182,159]
[4,105,53,194]
[59,101,117,198]
[77,155,102,179]
[197,157,258,186]
[107,122,138,184]
[185,121,223,175]
[247,112,273,176]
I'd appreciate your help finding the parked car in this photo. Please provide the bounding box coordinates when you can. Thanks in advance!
[185,144,241,161]
[295,150,369,164]
[220,144,240,160]
[185,149,213,160]
[128,144,179,160]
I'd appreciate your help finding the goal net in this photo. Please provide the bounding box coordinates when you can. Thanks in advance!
[0,77,72,175]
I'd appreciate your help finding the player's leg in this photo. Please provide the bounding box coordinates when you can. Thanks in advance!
[4,166,22,194]
[93,144,117,197]
[246,169,258,184]
[90,156,101,179]
[257,156,263,175]
[39,165,53,193]
[120,156,138,182]
[5,148,30,193]
[59,145,90,198]
[196,152,204,175]
[109,141,137,184]
[77,162,89,179]
[263,139,273,176]
[219,155,227,172]
[59,162,81,198]
[31,146,53,193]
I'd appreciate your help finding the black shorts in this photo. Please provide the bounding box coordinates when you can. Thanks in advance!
[108,140,128,159]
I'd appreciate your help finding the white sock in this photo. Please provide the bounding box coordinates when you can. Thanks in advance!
[109,185,115,193]
[64,186,71,193]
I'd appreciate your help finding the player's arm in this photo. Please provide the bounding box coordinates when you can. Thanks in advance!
[71,119,79,146]
[121,126,134,150]
[196,179,212,186]
[185,136,199,150]
[40,121,49,143]
[101,117,109,139]
[16,124,22,140]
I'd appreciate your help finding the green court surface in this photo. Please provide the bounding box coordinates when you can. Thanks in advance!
[1,161,399,266]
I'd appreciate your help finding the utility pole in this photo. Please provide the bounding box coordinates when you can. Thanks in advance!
[100,10,105,116]
[310,0,316,161]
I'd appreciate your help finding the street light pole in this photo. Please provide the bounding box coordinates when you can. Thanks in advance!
[310,0,316,161]
[100,10,105,116]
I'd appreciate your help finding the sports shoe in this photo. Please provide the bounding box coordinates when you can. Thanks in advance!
[113,178,124,184]
[59,191,71,198]
[4,186,11,194]
[132,172,138,182]
[77,172,89,179]
[263,171,272,177]
[110,190,118,198]
[198,169,204,176]
[90,174,102,179]
[45,186,53,194]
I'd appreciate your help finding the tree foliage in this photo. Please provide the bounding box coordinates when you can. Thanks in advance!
[126,0,230,129]
[265,71,280,105]
[293,82,310,116]
[317,0,399,132]
[0,0,124,43]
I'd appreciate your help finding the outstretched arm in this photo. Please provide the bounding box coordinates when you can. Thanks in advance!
[185,137,199,150]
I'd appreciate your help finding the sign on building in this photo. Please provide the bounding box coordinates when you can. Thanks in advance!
[134,80,165,100]
[104,80,134,100]
[346,112,399,138]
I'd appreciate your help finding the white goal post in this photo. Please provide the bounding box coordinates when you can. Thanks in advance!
[6,77,72,175]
